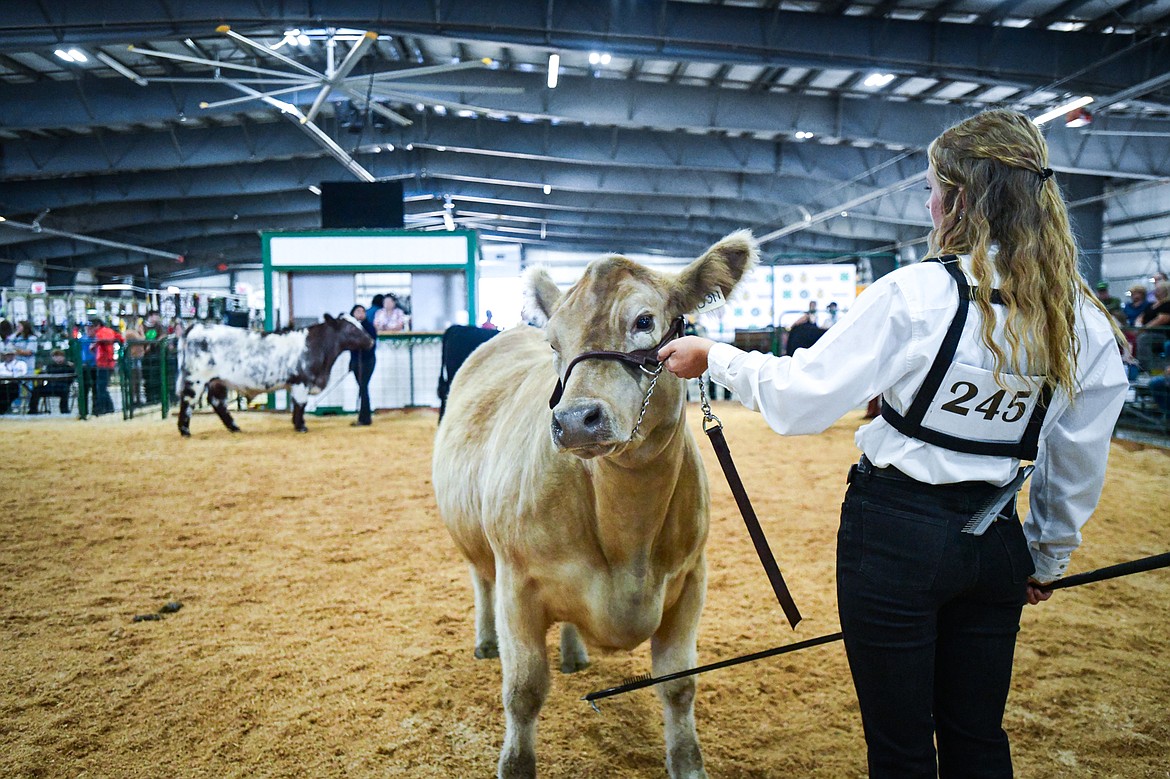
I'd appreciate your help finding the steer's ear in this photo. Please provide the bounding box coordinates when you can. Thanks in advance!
[323,313,335,322]
[521,266,562,327]
[669,229,758,315]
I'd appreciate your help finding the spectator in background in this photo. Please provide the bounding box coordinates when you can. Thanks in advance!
[374,293,407,333]
[90,317,122,415]
[1123,284,1151,326]
[1148,272,1168,304]
[367,294,384,324]
[0,348,28,414]
[28,349,74,415]
[122,316,146,405]
[820,301,841,328]
[480,310,499,331]
[8,320,38,375]
[349,304,377,427]
[0,319,12,344]
[785,313,826,355]
[77,321,98,413]
[1136,281,1170,371]
[142,310,164,404]
[1095,282,1125,326]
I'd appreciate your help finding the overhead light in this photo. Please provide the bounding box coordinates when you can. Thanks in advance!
[384,143,394,151]
[443,210,455,231]
[543,184,552,195]
[54,48,88,63]
[433,104,447,116]
[308,185,321,195]
[600,53,611,65]
[863,72,895,88]
[795,130,814,140]
[166,285,181,294]
[100,283,134,291]
[1033,96,1093,126]
[405,143,414,151]
[436,145,446,152]
[547,53,560,89]
[297,34,311,46]
[414,102,425,112]
[840,211,849,217]
[0,216,6,222]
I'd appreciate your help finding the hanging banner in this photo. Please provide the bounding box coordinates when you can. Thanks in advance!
[30,296,48,327]
[50,297,68,327]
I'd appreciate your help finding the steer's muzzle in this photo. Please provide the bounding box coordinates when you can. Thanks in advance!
[551,400,616,454]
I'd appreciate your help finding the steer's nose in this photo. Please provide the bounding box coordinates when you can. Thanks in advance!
[551,401,612,449]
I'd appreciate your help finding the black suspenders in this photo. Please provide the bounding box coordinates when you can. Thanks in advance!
[879,256,1051,461]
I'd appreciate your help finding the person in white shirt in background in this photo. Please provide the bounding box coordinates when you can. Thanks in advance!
[659,109,1127,779]
[0,348,29,414]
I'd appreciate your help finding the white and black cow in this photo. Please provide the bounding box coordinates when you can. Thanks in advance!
[176,314,374,436]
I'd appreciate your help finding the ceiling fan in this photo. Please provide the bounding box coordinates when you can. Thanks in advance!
[122,26,524,181]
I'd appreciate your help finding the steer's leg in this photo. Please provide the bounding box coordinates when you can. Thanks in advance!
[495,566,549,779]
[207,380,240,432]
[470,564,498,659]
[290,384,310,432]
[651,563,708,779]
[558,623,590,673]
[177,377,202,437]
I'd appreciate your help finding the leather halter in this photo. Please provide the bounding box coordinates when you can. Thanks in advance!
[548,316,686,409]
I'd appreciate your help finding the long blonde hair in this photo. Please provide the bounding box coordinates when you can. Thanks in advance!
[927,109,1119,398]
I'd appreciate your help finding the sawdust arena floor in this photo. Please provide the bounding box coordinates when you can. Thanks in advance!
[2,404,1168,779]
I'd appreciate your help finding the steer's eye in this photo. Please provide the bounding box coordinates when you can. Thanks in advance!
[634,314,654,332]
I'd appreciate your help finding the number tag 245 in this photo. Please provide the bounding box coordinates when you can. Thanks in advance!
[920,362,1042,443]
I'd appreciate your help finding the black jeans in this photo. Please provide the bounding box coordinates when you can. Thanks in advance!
[837,462,1034,779]
[353,355,375,424]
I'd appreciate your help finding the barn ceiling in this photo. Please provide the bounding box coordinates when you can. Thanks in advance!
[2,0,1170,283]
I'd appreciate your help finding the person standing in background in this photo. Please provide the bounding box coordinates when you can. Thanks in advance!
[90,318,122,415]
[122,316,146,405]
[374,293,407,333]
[349,304,378,426]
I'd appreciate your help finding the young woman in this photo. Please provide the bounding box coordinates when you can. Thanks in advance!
[659,109,1128,778]
[348,304,378,426]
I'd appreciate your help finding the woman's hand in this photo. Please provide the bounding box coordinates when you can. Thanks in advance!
[658,336,716,379]
[1025,579,1053,606]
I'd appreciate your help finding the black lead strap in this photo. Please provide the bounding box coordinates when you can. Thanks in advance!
[583,551,1170,705]
[703,419,802,630]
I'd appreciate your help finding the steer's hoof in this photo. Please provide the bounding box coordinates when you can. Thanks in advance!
[179,429,191,438]
[229,425,241,433]
[474,641,499,660]
[560,656,590,674]
[295,426,308,434]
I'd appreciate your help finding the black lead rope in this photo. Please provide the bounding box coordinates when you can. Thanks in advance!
[699,386,802,630]
[583,551,1170,706]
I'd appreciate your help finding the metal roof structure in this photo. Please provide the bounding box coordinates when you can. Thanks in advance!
[2,1,1170,282]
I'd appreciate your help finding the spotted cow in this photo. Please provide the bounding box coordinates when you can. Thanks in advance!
[433,232,757,778]
[176,314,374,436]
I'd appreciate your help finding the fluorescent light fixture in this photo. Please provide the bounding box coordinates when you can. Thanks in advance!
[443,210,455,231]
[166,286,181,294]
[1033,95,1093,125]
[100,283,134,291]
[436,146,446,152]
[433,104,447,116]
[863,73,896,88]
[55,48,87,63]
[547,54,560,89]
[308,185,321,195]
[543,184,552,195]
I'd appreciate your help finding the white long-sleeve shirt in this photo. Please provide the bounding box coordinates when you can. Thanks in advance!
[707,257,1128,582]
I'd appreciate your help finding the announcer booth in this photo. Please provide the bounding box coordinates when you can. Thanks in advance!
[261,229,477,414]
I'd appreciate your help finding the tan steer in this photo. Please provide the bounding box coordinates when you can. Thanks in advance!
[433,231,757,778]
